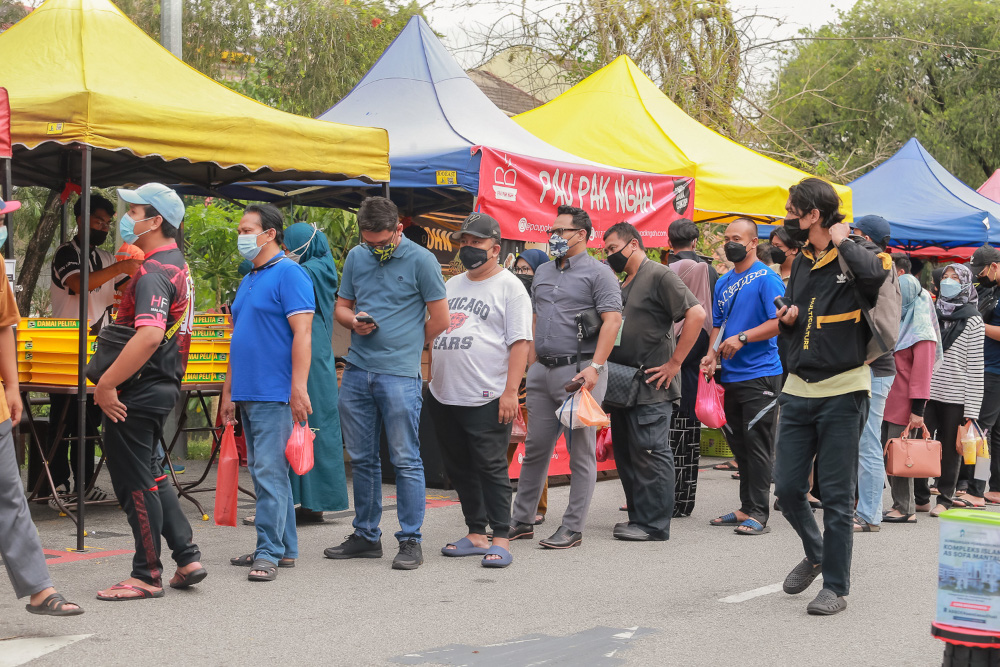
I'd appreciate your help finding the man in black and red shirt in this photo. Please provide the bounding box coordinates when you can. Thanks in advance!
[94,183,204,601]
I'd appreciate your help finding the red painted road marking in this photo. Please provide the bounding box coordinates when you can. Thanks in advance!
[43,548,133,564]
[383,495,460,509]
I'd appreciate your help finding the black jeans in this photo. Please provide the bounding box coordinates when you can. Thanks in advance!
[428,395,513,539]
[722,375,781,525]
[609,401,674,536]
[969,372,1000,496]
[775,390,868,597]
[924,400,967,508]
[103,408,201,587]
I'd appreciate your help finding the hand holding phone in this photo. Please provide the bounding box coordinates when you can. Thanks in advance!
[354,313,378,335]
[774,296,792,311]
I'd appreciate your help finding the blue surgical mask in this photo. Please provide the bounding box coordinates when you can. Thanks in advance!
[548,233,570,258]
[119,213,153,245]
[238,231,268,261]
[939,278,962,299]
[0,226,7,249]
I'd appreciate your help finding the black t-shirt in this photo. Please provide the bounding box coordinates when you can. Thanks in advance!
[113,242,191,413]
[609,259,700,404]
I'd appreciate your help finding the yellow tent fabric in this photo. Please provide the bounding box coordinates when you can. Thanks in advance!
[515,56,852,224]
[0,0,390,188]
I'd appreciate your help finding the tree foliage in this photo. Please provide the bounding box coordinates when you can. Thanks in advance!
[763,0,1000,184]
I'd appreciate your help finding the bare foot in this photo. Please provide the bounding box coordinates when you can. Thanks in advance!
[29,587,81,611]
[985,492,1000,504]
[485,537,510,561]
[97,577,162,599]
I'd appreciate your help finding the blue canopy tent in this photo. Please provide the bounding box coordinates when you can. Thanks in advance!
[194,16,608,215]
[848,138,1000,250]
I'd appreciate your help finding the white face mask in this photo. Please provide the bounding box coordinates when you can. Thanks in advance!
[286,225,319,263]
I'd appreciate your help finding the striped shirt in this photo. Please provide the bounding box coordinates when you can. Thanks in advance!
[929,317,985,419]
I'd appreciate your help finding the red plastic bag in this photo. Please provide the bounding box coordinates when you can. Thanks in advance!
[695,372,727,429]
[286,422,315,475]
[595,427,613,462]
[214,423,239,527]
[510,408,527,444]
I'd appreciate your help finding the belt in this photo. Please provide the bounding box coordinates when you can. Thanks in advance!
[538,355,591,368]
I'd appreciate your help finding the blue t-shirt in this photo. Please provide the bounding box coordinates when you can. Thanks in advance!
[985,305,1000,375]
[712,261,784,383]
[339,235,447,378]
[230,254,316,402]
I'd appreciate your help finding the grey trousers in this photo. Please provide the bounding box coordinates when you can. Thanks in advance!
[512,362,607,532]
[0,419,53,599]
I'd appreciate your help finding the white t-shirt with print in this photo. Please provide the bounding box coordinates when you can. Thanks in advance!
[429,269,533,407]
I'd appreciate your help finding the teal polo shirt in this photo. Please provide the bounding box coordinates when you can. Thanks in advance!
[339,235,447,378]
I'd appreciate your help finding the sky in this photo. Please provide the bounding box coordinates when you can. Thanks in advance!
[425,0,859,68]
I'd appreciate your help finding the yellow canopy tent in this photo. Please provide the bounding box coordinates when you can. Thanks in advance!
[0,0,390,189]
[515,55,852,224]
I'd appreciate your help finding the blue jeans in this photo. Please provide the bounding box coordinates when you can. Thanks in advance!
[240,402,297,564]
[339,365,425,542]
[856,372,894,524]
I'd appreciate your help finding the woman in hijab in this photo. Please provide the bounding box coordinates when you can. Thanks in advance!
[882,274,943,522]
[282,223,349,520]
[927,264,985,516]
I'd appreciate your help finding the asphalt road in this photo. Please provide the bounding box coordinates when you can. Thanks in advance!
[0,459,969,666]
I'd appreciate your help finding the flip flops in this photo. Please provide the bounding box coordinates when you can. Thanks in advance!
[709,512,741,526]
[952,498,986,510]
[735,518,770,535]
[441,537,489,557]
[97,583,164,601]
[481,545,512,569]
[25,592,84,616]
[713,461,738,471]
[169,567,208,589]
[247,559,278,582]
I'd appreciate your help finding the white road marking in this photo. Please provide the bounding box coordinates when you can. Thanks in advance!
[718,577,823,603]
[0,634,92,667]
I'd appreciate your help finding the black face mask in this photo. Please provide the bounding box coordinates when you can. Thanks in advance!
[89,229,109,246]
[606,244,633,273]
[724,241,749,264]
[517,273,534,293]
[783,217,810,244]
[979,271,996,289]
[769,247,787,265]
[459,245,489,270]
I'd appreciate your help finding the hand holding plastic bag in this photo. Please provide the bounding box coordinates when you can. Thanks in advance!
[695,372,727,429]
[214,423,239,527]
[557,388,611,430]
[286,422,315,475]
[510,408,527,444]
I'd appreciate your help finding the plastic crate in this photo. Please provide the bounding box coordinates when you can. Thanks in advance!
[701,428,733,458]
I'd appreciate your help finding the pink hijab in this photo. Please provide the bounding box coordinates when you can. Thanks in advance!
[669,258,712,336]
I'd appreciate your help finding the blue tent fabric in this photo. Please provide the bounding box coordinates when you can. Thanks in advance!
[849,138,1000,249]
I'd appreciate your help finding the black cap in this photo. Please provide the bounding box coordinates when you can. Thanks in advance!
[851,215,891,244]
[970,245,1000,276]
[451,212,501,242]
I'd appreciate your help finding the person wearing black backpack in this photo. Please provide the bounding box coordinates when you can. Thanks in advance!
[773,177,890,616]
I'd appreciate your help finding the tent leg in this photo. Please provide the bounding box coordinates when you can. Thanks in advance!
[2,158,11,258]
[381,183,390,200]
[74,147,91,552]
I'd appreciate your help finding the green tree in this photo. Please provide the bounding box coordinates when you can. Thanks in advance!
[763,0,1000,184]
[182,199,243,310]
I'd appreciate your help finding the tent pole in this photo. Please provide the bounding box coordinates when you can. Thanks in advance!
[2,158,11,258]
[74,147,91,552]
[382,183,390,200]
[60,201,69,244]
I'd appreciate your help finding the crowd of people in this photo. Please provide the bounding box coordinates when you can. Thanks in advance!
[0,175,997,617]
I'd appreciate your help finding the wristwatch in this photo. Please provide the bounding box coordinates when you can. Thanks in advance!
[737,332,748,345]
[589,361,606,374]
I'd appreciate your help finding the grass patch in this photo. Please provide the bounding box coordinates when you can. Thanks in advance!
[187,438,215,460]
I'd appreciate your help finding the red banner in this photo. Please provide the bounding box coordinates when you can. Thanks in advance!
[474,146,694,248]
[508,435,616,479]
[0,88,10,159]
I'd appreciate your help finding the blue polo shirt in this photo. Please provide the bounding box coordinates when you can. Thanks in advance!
[712,261,784,383]
[230,253,316,402]
[339,235,447,378]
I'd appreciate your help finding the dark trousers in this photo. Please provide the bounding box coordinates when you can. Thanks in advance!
[428,395,513,539]
[103,409,200,587]
[722,375,781,525]
[970,372,1000,496]
[775,390,868,597]
[924,400,967,508]
[35,394,100,493]
[610,401,674,536]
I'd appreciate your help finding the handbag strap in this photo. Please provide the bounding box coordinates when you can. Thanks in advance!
[163,300,189,342]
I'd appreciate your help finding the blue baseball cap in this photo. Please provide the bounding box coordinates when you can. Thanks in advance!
[0,195,20,215]
[852,215,891,244]
[117,183,185,228]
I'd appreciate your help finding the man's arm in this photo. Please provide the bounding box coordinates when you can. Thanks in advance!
[93,325,162,422]
[645,304,705,390]
[835,229,889,296]
[65,259,141,294]
[499,340,530,423]
[424,298,449,346]
[335,296,375,336]
[289,313,313,423]
[528,314,537,366]
[986,324,1000,342]
[220,359,235,424]
[571,310,622,391]
[0,325,21,424]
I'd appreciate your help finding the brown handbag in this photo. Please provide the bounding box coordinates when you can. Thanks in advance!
[884,426,942,478]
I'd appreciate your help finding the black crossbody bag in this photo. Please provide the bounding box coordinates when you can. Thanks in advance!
[86,302,188,389]
[604,262,662,409]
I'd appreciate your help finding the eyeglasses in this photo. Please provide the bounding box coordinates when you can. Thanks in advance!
[360,230,398,249]
[545,227,582,237]
[512,266,533,275]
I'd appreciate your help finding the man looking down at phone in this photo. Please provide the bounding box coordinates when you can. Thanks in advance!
[773,178,890,616]
[510,206,621,549]
[326,197,448,570]
[701,218,784,537]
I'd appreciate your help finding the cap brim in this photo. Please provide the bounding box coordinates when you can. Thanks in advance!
[0,201,21,215]
[450,230,492,241]
[116,188,148,205]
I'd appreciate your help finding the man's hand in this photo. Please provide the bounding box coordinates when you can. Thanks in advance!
[700,353,717,378]
[498,388,518,424]
[830,222,850,246]
[645,358,682,390]
[115,258,143,276]
[571,365,599,392]
[5,386,22,424]
[220,398,236,425]
[352,311,376,336]
[718,335,745,360]
[95,381,127,423]
[290,384,312,424]
[906,413,925,436]
[777,304,799,327]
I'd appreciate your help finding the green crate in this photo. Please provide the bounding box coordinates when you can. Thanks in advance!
[701,428,733,458]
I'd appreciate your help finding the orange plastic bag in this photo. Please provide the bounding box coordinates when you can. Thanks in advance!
[214,423,239,527]
[557,388,611,429]
[509,408,527,444]
[286,422,315,475]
